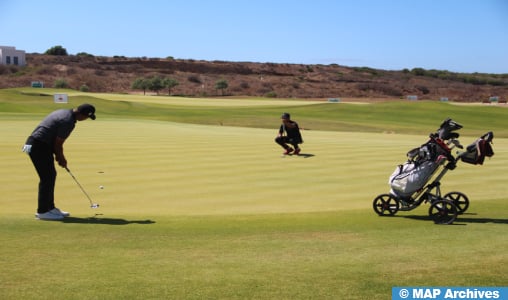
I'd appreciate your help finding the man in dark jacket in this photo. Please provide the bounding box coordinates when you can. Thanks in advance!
[23,104,96,220]
[275,112,303,155]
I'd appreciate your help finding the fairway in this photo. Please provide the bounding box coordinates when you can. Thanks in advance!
[1,92,507,299]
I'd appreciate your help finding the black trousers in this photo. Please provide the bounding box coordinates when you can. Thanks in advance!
[275,136,300,150]
[27,138,57,213]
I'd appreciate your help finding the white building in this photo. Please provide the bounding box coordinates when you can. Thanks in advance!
[0,46,26,66]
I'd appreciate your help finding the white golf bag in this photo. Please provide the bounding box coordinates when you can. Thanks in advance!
[389,141,449,199]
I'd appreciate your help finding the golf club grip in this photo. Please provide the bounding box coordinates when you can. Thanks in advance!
[65,167,77,180]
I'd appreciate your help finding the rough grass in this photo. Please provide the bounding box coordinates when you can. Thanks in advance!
[1,89,507,299]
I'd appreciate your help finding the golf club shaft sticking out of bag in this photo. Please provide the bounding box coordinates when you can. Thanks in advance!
[65,167,99,208]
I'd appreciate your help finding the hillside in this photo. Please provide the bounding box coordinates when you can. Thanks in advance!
[1,53,507,101]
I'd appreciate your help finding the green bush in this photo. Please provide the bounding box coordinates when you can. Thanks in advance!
[54,79,69,88]
[411,68,426,76]
[45,45,68,56]
[265,91,277,98]
[76,52,94,58]
[79,84,90,92]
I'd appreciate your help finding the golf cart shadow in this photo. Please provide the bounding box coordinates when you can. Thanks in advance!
[400,214,508,225]
[62,216,155,225]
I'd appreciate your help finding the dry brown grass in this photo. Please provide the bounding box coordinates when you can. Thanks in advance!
[1,54,507,101]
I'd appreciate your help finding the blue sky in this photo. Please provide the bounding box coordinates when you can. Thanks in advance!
[1,0,507,73]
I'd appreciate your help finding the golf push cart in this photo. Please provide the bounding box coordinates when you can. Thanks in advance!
[372,118,494,225]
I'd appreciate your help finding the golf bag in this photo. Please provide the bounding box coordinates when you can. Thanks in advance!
[388,119,463,199]
[460,132,494,165]
[389,139,451,199]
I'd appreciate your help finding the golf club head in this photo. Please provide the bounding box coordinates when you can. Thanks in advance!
[91,203,100,209]
[437,118,463,140]
[451,139,464,149]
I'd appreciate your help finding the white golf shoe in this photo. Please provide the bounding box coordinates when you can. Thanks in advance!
[50,208,70,217]
[35,211,64,220]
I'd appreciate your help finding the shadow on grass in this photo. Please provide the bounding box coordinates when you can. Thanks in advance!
[400,214,508,225]
[61,216,156,225]
[283,153,315,158]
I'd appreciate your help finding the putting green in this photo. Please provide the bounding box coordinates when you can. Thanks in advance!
[3,118,506,217]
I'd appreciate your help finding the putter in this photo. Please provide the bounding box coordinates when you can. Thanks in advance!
[65,167,100,208]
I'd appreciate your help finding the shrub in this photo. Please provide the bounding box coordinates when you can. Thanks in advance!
[416,85,430,94]
[0,65,7,75]
[0,64,17,75]
[187,75,201,84]
[411,68,426,76]
[487,79,506,86]
[354,66,379,76]
[9,65,19,74]
[54,79,69,88]
[76,52,94,57]
[265,91,277,98]
[79,84,90,92]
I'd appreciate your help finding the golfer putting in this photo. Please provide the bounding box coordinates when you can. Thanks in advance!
[23,104,96,220]
[275,112,303,155]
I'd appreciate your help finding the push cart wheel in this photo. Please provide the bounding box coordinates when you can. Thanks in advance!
[428,199,458,225]
[443,191,469,214]
[373,194,400,216]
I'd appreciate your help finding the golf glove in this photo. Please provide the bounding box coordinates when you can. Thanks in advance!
[22,144,32,154]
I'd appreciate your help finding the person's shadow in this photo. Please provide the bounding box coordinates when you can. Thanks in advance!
[285,153,314,158]
[61,216,155,225]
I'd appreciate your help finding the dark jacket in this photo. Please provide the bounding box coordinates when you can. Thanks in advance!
[279,121,303,144]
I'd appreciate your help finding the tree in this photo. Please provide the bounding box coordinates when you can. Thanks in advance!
[45,45,68,56]
[149,76,164,95]
[163,77,179,95]
[131,78,150,95]
[411,67,426,76]
[215,79,228,96]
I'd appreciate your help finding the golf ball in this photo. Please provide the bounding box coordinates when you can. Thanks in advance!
[99,185,104,189]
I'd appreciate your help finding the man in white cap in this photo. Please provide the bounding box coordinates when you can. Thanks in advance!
[23,104,96,220]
